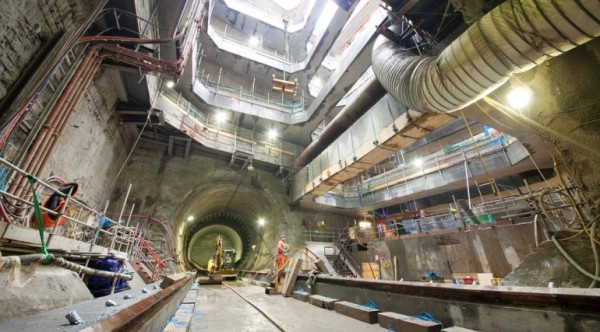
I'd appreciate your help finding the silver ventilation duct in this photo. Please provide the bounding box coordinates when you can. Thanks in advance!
[372,0,600,113]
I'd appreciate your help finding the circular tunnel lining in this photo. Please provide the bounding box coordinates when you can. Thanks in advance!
[184,212,253,270]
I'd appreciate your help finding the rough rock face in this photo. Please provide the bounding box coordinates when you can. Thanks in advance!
[0,0,95,101]
[448,0,502,24]
[515,38,600,215]
[502,239,596,288]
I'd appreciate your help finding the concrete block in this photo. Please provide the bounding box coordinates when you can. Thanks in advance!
[163,303,194,332]
[265,287,279,295]
[442,327,480,332]
[292,291,310,302]
[308,294,338,310]
[160,273,188,288]
[182,290,197,304]
[378,312,442,332]
[334,301,380,324]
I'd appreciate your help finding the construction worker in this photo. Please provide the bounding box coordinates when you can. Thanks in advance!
[276,234,287,270]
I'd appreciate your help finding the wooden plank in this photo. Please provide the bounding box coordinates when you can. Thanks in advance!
[362,262,380,279]
[314,259,327,273]
[292,291,310,302]
[3,223,49,245]
[281,258,303,297]
[308,294,339,310]
[47,234,86,251]
[0,221,8,237]
[378,312,441,332]
[334,301,380,324]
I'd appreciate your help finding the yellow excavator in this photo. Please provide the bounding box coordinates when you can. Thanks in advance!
[207,234,236,273]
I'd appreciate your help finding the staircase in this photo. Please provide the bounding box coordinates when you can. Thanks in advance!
[129,235,167,283]
[328,229,361,277]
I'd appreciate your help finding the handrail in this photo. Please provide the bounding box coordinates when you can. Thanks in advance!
[329,133,514,198]
[197,75,304,112]
[0,156,138,256]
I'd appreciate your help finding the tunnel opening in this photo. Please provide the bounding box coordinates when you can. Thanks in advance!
[183,212,254,271]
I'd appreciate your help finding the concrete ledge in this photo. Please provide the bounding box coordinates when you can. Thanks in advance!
[308,294,338,310]
[334,301,379,324]
[292,291,310,302]
[163,303,194,332]
[182,290,197,304]
[378,312,441,332]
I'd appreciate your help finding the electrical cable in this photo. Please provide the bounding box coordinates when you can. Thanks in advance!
[590,220,599,288]
[552,235,600,282]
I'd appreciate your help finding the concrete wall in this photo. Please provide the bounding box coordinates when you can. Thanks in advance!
[352,223,537,281]
[110,140,354,270]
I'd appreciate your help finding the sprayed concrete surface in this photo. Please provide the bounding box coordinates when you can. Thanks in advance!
[0,281,161,331]
[191,282,384,331]
[502,238,597,288]
[0,265,93,322]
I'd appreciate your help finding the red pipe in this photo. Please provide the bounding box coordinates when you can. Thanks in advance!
[34,59,101,176]
[10,60,97,202]
[8,50,97,197]
[106,213,175,258]
[0,200,13,223]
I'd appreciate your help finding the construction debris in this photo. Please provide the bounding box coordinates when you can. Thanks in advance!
[65,310,84,325]
[105,300,118,307]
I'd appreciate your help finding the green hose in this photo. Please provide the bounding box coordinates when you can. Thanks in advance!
[551,235,600,282]
[27,176,49,258]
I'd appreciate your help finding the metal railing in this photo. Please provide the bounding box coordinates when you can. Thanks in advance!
[196,74,305,112]
[223,0,314,32]
[160,89,304,169]
[331,132,514,198]
[0,157,138,257]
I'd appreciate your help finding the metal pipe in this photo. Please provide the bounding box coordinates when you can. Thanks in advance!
[0,254,132,280]
[11,53,99,200]
[110,183,132,251]
[8,50,97,197]
[119,203,135,252]
[295,77,386,168]
[372,0,600,113]
[31,58,101,178]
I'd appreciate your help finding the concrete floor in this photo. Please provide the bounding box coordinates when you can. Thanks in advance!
[0,281,163,331]
[191,282,385,331]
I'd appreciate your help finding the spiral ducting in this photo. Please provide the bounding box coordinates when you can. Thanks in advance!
[372,0,600,113]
